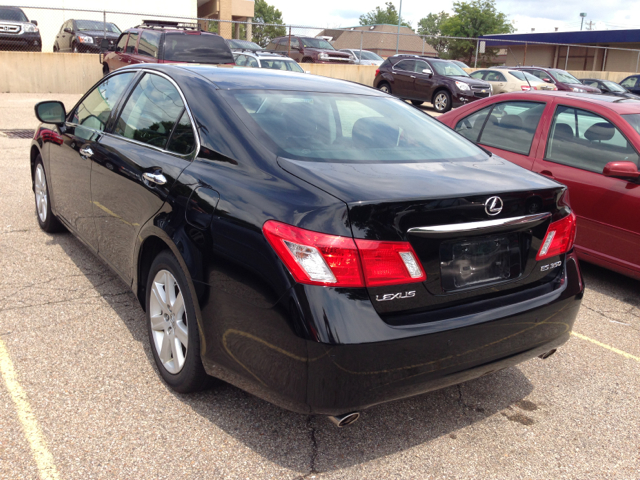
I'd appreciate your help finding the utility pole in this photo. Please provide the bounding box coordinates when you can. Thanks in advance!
[586,21,594,31]
[396,0,402,54]
[580,12,587,30]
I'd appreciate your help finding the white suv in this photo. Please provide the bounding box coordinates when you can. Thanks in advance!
[234,50,305,73]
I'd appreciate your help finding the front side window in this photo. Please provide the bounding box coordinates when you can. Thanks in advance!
[415,60,431,73]
[116,33,128,52]
[138,30,161,58]
[226,91,486,163]
[72,72,135,132]
[115,74,185,150]
[466,101,546,155]
[246,56,259,68]
[260,59,303,72]
[621,77,638,88]
[431,61,469,77]
[125,32,138,54]
[546,106,639,172]
[470,71,486,80]
[235,54,247,66]
[290,38,300,49]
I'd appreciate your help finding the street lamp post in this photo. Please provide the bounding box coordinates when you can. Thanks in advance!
[580,12,587,30]
[396,0,402,54]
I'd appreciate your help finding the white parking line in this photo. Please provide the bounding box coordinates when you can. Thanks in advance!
[572,331,640,363]
[0,336,61,480]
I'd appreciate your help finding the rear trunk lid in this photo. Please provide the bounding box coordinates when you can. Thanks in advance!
[278,156,569,321]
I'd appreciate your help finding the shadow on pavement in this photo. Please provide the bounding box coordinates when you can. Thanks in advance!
[579,261,640,307]
[50,231,535,474]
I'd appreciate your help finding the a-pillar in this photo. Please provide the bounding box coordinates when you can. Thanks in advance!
[218,0,232,39]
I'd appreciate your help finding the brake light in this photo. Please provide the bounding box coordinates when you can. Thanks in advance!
[263,221,425,287]
[375,69,380,76]
[536,212,577,261]
[521,85,531,91]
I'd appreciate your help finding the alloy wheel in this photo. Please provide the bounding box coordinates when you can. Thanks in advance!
[434,93,448,111]
[379,84,390,93]
[149,269,189,374]
[35,164,48,223]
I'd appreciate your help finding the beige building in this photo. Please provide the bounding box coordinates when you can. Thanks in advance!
[318,25,438,59]
[197,0,254,40]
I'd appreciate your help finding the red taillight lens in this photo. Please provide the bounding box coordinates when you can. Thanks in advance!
[355,240,426,287]
[521,85,531,91]
[263,221,426,287]
[375,69,380,76]
[536,212,577,261]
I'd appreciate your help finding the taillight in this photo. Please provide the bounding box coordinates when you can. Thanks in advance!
[375,69,380,76]
[263,221,425,287]
[521,85,531,91]
[536,212,577,261]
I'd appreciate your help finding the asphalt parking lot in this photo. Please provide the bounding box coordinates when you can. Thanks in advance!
[0,93,639,480]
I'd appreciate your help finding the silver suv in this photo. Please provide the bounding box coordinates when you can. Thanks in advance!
[0,6,41,52]
[233,50,305,73]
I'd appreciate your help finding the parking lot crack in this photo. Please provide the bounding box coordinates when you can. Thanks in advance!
[302,414,319,478]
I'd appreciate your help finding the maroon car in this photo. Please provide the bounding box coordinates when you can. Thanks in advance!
[265,35,353,64]
[439,91,640,279]
[511,66,601,94]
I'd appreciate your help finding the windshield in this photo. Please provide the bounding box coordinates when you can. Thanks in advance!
[551,69,581,84]
[225,91,486,163]
[260,59,304,73]
[163,33,234,63]
[431,61,469,77]
[229,39,262,50]
[359,51,382,60]
[623,114,640,134]
[603,80,627,92]
[76,20,120,33]
[300,37,335,50]
[0,7,28,22]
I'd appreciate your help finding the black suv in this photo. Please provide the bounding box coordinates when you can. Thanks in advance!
[0,6,41,52]
[54,19,121,54]
[374,55,492,113]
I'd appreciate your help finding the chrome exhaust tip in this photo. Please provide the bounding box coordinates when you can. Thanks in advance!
[327,412,360,427]
[538,349,557,360]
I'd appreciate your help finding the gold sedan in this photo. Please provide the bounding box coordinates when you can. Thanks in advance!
[470,68,557,94]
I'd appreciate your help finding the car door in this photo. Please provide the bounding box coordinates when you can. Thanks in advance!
[486,71,508,93]
[413,59,436,102]
[91,71,197,281]
[122,30,139,65]
[531,100,640,271]
[131,29,160,64]
[54,22,65,51]
[109,33,130,70]
[390,59,416,99]
[59,20,72,51]
[48,71,137,250]
[453,99,550,170]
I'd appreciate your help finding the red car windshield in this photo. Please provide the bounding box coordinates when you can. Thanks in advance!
[163,33,234,64]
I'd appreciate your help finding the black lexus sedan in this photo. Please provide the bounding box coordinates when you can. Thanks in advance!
[580,78,640,99]
[30,65,583,426]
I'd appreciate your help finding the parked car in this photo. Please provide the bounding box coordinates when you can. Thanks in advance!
[0,6,41,52]
[339,48,384,66]
[265,35,353,64]
[511,66,600,93]
[580,78,640,99]
[471,68,557,93]
[227,38,263,52]
[54,19,121,53]
[439,91,640,280]
[619,75,640,95]
[101,20,234,75]
[234,50,304,72]
[30,64,583,425]
[374,55,492,112]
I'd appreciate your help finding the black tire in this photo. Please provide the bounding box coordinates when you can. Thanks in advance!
[146,250,211,393]
[102,64,109,77]
[33,156,64,233]
[301,57,312,63]
[411,100,424,106]
[432,90,452,113]
[72,43,79,53]
[377,82,392,94]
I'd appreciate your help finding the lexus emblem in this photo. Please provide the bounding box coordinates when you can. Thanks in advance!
[485,196,503,216]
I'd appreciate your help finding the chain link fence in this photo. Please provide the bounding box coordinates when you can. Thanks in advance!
[2,5,639,73]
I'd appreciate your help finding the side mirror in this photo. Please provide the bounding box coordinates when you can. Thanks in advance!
[100,38,114,51]
[305,70,310,74]
[422,69,433,76]
[543,78,552,83]
[34,101,66,125]
[31,20,38,26]
[602,161,639,179]
[64,27,73,34]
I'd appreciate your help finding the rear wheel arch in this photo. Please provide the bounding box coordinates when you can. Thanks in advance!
[136,235,172,310]
[30,145,41,188]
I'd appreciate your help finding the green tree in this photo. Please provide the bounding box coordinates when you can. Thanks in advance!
[417,11,450,56]
[440,0,513,64]
[359,2,411,28]
[252,0,287,47]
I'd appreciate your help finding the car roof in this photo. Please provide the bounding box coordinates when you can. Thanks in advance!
[129,64,385,95]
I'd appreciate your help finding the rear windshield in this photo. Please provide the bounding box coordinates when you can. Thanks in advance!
[224,91,486,163]
[163,33,234,63]
[76,20,120,33]
[0,7,28,22]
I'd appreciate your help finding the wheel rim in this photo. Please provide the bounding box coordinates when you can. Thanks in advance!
[379,84,390,93]
[149,269,188,375]
[435,93,448,111]
[35,164,48,223]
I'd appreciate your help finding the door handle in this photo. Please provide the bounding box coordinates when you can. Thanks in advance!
[410,75,416,78]
[143,172,167,185]
[540,170,554,178]
[79,146,93,158]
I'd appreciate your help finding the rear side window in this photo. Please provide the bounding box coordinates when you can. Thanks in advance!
[394,60,415,71]
[470,71,485,80]
[166,111,196,155]
[163,33,233,63]
[485,71,506,82]
[115,73,185,150]
[72,72,135,132]
[546,106,639,172]
[455,106,490,142]
[138,30,161,58]
[125,32,138,54]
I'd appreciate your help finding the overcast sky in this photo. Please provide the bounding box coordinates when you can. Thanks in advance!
[268,0,639,33]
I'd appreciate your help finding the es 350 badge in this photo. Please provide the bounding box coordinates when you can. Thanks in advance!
[540,261,562,272]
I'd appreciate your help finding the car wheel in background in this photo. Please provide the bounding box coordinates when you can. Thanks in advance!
[433,90,452,113]
[146,251,211,393]
[301,57,312,63]
[411,100,423,106]
[378,82,392,94]
[73,43,79,53]
[33,156,63,233]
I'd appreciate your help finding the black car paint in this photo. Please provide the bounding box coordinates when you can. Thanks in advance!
[0,7,41,52]
[579,78,640,99]
[373,56,491,108]
[55,21,120,53]
[31,65,584,416]
[620,75,640,96]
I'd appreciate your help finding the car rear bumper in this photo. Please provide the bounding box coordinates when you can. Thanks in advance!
[199,252,583,415]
